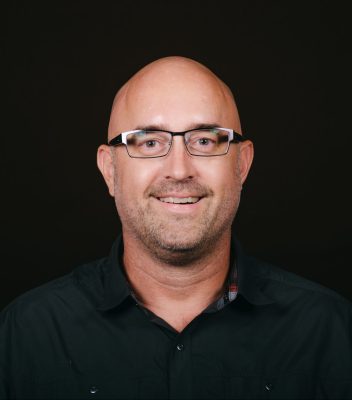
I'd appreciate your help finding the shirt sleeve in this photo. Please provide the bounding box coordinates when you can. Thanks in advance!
[0,308,10,399]
[320,302,352,399]
[0,302,28,399]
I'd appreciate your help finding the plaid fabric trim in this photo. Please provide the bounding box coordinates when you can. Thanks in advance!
[204,261,238,313]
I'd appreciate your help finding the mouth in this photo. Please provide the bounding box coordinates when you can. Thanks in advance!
[157,196,201,204]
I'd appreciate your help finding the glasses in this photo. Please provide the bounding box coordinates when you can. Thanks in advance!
[107,127,244,158]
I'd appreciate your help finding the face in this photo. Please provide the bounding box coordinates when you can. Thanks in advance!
[98,59,253,264]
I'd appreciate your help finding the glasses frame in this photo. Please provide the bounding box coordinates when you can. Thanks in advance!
[107,127,245,158]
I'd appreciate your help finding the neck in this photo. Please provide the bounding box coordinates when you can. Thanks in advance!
[122,230,232,331]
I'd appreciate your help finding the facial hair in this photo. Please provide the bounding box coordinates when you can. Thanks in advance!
[113,163,242,266]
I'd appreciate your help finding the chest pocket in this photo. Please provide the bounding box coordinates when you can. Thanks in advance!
[230,373,315,399]
[35,373,139,399]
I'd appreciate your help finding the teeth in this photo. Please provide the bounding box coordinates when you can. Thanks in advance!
[159,197,200,204]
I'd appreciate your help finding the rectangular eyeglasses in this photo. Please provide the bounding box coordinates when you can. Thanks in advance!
[107,127,245,158]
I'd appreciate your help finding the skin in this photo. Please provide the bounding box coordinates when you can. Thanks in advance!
[97,57,254,331]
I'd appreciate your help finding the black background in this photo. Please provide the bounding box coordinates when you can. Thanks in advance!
[2,1,351,309]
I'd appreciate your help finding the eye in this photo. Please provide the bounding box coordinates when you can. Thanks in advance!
[145,140,157,148]
[190,136,216,148]
[197,138,213,146]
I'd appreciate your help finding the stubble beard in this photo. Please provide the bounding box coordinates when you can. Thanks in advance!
[114,170,242,266]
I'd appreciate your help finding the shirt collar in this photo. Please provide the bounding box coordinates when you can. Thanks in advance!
[97,235,275,311]
[234,237,275,306]
[96,236,130,311]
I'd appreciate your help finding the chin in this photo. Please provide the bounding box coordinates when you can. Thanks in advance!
[146,231,215,266]
[159,239,201,253]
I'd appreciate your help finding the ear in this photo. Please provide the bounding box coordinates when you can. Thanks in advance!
[97,144,115,197]
[238,140,254,184]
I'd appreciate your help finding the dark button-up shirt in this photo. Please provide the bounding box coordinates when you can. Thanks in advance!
[1,236,352,399]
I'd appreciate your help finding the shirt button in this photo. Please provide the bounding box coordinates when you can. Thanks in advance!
[265,383,273,391]
[176,344,184,351]
[89,386,99,394]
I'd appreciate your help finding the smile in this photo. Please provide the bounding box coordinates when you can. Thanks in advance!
[158,197,201,204]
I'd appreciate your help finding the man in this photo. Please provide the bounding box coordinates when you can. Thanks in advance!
[1,57,351,399]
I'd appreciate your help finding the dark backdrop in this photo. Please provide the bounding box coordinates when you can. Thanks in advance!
[2,1,351,309]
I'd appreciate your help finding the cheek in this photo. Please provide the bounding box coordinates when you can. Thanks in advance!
[200,156,240,196]
[114,157,160,200]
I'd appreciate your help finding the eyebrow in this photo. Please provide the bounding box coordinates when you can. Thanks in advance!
[134,123,221,132]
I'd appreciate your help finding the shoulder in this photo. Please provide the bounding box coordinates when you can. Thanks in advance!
[0,257,108,327]
[247,255,352,313]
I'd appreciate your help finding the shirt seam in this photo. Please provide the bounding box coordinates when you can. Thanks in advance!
[250,267,351,307]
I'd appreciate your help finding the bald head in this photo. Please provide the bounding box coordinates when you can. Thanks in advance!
[108,56,241,140]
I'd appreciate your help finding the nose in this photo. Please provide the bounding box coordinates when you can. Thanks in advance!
[163,137,196,180]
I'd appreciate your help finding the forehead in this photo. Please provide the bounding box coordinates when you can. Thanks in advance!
[109,61,240,134]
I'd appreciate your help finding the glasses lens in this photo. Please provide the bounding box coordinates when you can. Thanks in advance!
[185,128,230,156]
[126,131,171,158]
